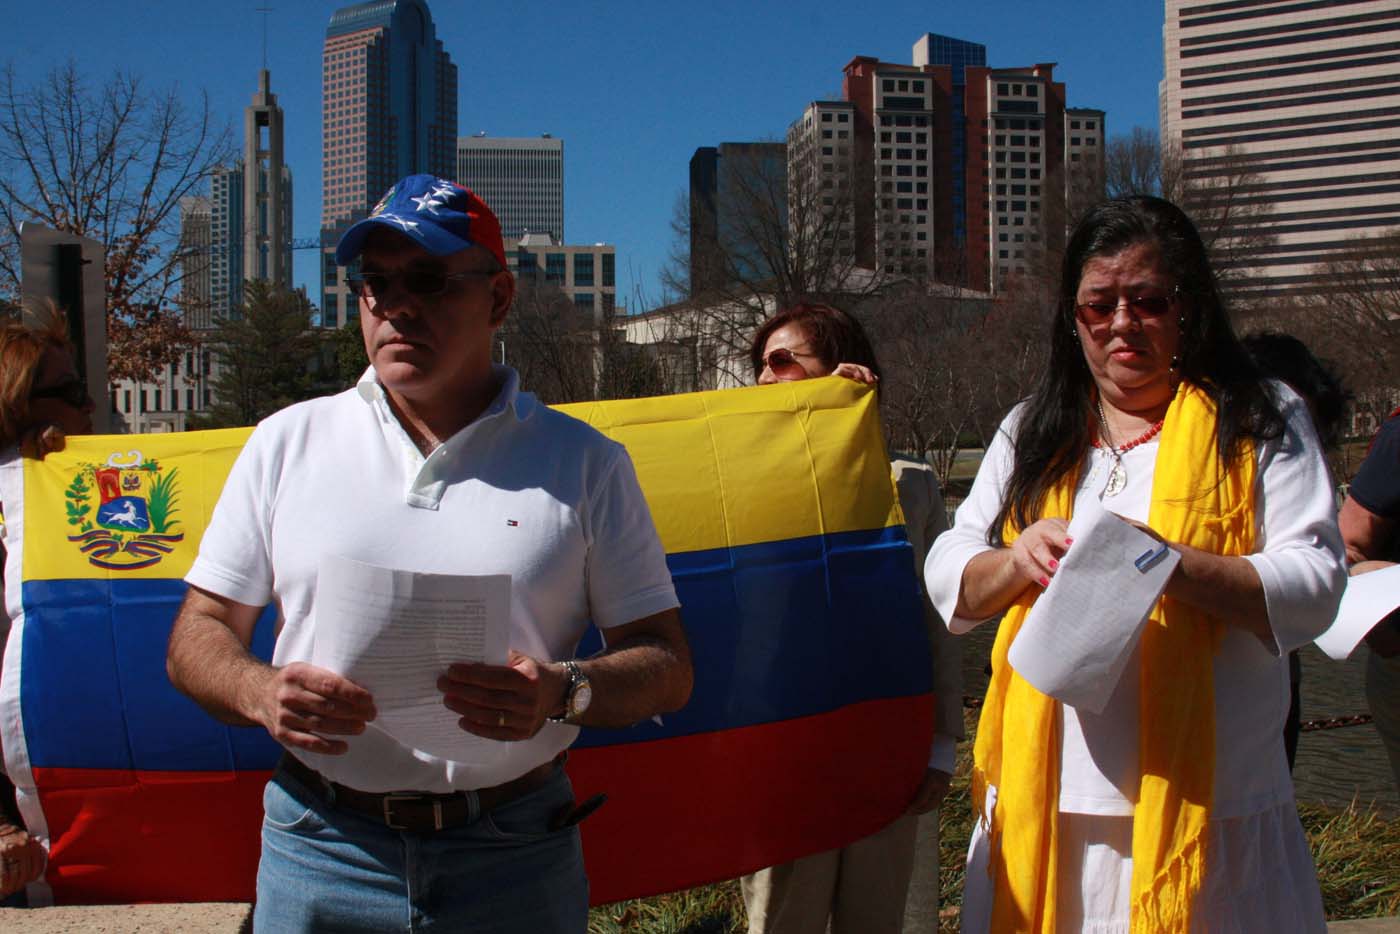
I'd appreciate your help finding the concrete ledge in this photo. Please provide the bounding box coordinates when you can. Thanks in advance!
[1330,920,1400,932]
[0,903,251,932]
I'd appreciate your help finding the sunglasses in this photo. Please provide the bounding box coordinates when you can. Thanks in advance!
[1074,288,1179,323]
[347,269,496,300]
[31,376,88,408]
[757,347,821,380]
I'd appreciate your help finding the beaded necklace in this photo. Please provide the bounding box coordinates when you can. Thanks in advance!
[1093,400,1165,497]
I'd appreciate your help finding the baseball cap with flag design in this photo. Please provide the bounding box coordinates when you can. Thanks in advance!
[334,174,508,270]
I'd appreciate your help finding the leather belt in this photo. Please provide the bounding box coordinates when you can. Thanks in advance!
[278,752,562,833]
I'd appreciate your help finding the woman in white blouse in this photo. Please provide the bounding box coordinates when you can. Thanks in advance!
[925,196,1344,933]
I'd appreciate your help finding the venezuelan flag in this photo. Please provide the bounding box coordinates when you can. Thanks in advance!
[0,378,932,906]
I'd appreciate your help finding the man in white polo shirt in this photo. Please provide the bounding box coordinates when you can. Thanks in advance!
[166,174,692,933]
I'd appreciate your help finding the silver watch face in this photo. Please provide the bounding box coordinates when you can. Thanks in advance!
[569,679,593,718]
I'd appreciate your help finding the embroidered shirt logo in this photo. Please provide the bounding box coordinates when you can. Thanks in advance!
[65,451,185,570]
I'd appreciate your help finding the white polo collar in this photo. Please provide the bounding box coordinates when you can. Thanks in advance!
[355,364,532,509]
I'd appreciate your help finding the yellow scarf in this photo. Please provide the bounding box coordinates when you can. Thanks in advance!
[974,381,1256,932]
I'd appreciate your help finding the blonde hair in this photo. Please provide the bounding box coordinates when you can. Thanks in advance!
[0,300,72,448]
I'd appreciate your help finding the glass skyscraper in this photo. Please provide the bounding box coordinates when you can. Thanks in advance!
[913,33,987,248]
[319,0,458,327]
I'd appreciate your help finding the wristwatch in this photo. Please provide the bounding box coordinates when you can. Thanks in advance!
[548,661,592,724]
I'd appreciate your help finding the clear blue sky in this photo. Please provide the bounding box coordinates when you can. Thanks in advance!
[6,0,1164,313]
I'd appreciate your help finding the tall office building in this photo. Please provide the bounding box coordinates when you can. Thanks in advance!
[178,196,214,330]
[788,35,1102,293]
[1161,0,1400,299]
[689,141,788,296]
[138,70,292,434]
[244,69,293,292]
[913,34,987,250]
[456,135,565,242]
[320,0,458,327]
[187,70,294,328]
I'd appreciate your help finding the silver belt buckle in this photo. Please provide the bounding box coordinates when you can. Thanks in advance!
[381,793,418,830]
[381,794,446,831]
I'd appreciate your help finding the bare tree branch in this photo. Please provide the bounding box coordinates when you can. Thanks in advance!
[0,61,233,382]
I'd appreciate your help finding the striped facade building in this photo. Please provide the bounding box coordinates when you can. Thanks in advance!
[456,136,565,243]
[1161,0,1400,300]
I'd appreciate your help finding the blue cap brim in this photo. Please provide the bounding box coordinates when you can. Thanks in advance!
[334,214,476,266]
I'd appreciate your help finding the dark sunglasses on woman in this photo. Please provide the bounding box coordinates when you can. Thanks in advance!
[757,347,822,380]
[1074,288,1180,322]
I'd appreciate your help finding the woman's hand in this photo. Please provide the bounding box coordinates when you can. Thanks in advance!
[1114,514,1273,642]
[17,423,66,460]
[831,362,878,385]
[956,518,1072,619]
[1009,518,1072,588]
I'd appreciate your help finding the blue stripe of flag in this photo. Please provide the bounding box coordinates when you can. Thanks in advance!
[21,527,930,770]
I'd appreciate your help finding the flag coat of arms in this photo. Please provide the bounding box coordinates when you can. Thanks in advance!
[0,378,933,905]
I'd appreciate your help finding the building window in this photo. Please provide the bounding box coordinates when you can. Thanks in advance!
[601,253,615,288]
[574,253,595,287]
[546,253,566,283]
[573,293,594,311]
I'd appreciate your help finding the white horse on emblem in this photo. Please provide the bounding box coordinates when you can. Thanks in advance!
[106,501,143,528]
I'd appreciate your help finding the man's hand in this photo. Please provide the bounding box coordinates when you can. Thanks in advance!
[0,822,44,898]
[255,662,377,755]
[1355,564,1400,658]
[438,650,569,742]
[906,768,953,815]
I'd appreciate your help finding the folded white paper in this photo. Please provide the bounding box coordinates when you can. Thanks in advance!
[1007,498,1180,714]
[311,554,511,762]
[1314,564,1400,661]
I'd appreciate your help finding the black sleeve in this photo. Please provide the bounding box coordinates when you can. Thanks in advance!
[1350,417,1400,520]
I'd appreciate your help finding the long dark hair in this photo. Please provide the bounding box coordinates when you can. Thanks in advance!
[1242,331,1350,450]
[750,302,882,382]
[991,196,1284,544]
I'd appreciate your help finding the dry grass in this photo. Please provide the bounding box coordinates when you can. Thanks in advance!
[1302,797,1400,919]
[588,881,745,934]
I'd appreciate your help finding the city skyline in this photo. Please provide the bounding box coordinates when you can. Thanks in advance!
[5,0,1166,312]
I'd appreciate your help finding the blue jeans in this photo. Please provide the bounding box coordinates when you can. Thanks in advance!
[253,762,588,933]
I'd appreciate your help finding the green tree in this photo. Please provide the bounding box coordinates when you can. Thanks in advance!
[328,318,368,391]
[199,281,319,427]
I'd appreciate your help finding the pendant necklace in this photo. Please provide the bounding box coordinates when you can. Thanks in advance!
[1093,400,1164,497]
